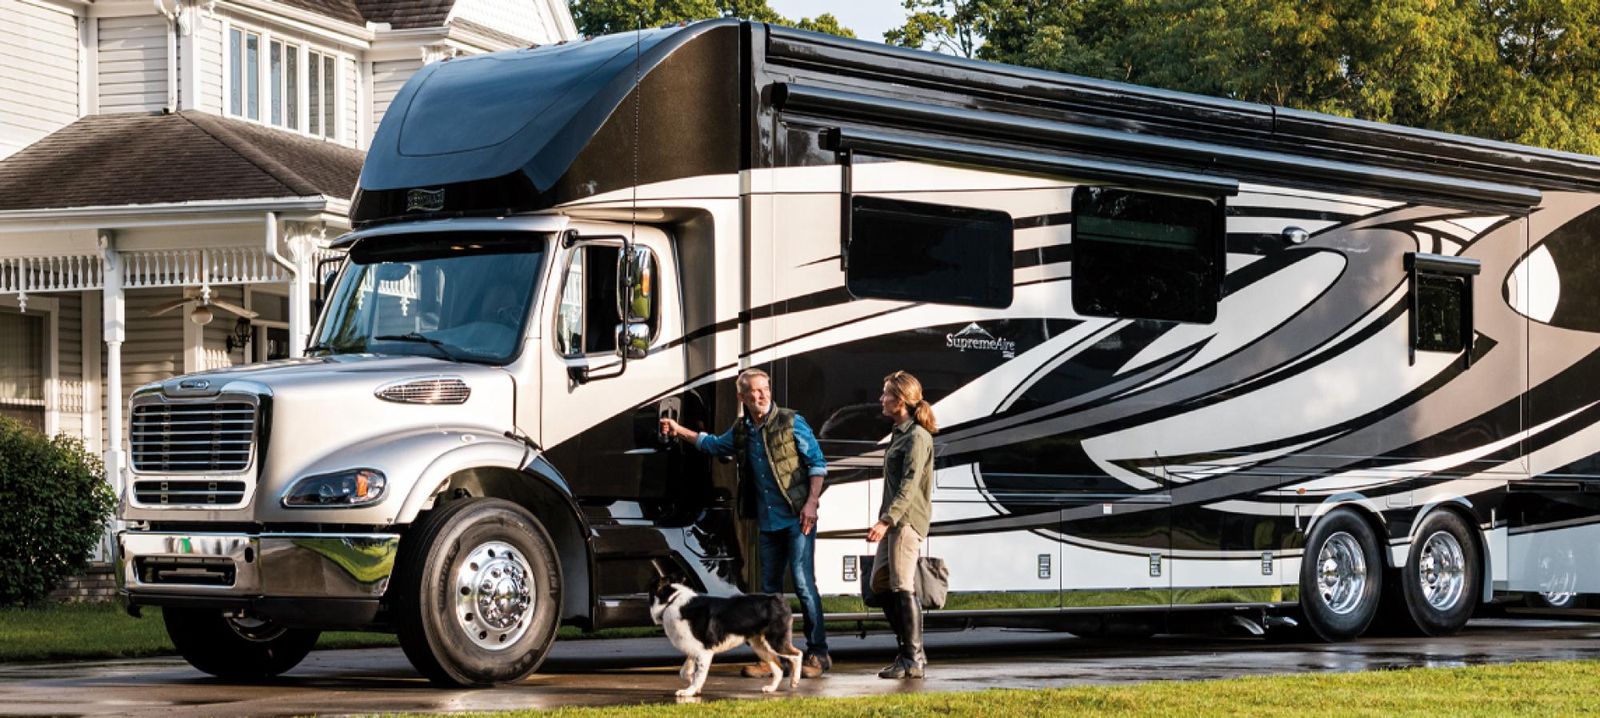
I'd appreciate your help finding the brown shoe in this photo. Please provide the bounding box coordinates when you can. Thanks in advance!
[741,662,784,678]
[801,652,831,678]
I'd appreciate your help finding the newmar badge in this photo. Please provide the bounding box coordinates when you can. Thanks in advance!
[406,188,445,212]
[946,323,1016,358]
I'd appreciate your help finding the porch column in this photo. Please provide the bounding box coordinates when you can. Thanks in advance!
[100,235,125,495]
[286,232,312,358]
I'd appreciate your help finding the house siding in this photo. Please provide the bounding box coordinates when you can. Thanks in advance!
[371,58,419,135]
[200,286,246,370]
[56,292,85,438]
[343,56,358,148]
[197,15,224,114]
[118,290,183,435]
[98,15,168,114]
[0,0,80,160]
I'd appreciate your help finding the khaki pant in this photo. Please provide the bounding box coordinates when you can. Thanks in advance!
[870,526,923,594]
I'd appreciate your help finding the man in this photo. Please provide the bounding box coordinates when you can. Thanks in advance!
[660,367,831,678]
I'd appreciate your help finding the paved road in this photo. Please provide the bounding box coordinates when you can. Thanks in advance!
[3,615,1599,717]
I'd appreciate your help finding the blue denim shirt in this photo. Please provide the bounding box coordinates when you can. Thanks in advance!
[696,412,828,532]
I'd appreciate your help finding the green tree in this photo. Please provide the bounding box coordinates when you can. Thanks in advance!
[571,0,855,39]
[885,0,979,56]
[955,0,1600,155]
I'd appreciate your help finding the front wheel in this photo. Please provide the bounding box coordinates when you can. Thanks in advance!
[392,497,562,687]
[1299,508,1383,641]
[1395,510,1480,636]
[163,607,320,679]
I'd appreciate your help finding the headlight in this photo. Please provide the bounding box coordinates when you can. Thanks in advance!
[282,469,387,508]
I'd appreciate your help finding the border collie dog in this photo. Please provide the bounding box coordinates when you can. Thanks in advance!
[649,576,803,697]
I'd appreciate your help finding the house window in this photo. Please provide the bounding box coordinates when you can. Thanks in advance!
[269,40,299,129]
[1071,187,1225,324]
[1406,252,1479,366]
[228,28,261,120]
[228,26,332,137]
[307,50,337,138]
[0,308,45,432]
[845,196,1014,308]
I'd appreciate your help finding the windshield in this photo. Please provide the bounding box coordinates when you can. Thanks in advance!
[311,234,546,364]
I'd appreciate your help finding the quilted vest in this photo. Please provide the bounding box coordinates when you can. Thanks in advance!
[733,407,812,517]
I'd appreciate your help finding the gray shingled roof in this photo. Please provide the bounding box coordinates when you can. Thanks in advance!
[356,0,457,29]
[0,111,364,211]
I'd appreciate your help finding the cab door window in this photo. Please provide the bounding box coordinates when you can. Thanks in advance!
[556,243,660,357]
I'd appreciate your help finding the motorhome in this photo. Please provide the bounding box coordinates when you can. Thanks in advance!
[118,19,1600,686]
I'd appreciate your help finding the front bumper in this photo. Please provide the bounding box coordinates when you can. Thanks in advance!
[118,531,399,601]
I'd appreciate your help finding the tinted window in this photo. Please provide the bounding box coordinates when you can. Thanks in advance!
[846,196,1013,308]
[556,244,660,357]
[1416,273,1465,353]
[1071,187,1223,323]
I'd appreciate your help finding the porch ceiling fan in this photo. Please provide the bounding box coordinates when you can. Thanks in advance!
[147,288,258,325]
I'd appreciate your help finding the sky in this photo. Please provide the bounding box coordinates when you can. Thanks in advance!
[765,0,906,43]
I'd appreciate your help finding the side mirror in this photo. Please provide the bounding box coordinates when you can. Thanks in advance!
[617,247,655,324]
[619,322,650,360]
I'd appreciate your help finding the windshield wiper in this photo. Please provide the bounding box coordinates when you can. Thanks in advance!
[304,342,336,356]
[374,333,464,361]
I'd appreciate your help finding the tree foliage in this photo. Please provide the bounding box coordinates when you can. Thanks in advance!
[0,418,114,606]
[887,0,1600,154]
[571,0,854,39]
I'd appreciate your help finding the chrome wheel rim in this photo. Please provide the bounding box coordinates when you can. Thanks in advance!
[454,540,534,651]
[1418,530,1466,611]
[1317,532,1368,615]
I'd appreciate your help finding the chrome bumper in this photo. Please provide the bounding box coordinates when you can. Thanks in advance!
[118,531,400,599]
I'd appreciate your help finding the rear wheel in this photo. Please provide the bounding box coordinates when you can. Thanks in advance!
[1298,508,1383,641]
[1394,510,1480,636]
[392,497,562,687]
[163,607,319,679]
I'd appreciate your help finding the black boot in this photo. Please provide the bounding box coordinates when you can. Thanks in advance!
[897,591,926,678]
[877,595,910,679]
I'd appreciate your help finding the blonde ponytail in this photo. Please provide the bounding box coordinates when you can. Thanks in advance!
[884,371,938,434]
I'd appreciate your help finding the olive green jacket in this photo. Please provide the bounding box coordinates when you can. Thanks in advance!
[878,419,934,536]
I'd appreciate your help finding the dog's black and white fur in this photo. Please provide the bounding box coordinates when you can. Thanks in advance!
[649,576,803,697]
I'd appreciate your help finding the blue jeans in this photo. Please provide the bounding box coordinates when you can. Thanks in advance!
[757,524,828,656]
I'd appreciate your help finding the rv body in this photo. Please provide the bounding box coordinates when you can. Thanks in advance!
[118,19,1600,684]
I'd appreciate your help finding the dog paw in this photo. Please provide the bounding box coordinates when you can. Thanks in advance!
[761,685,778,694]
[675,689,699,698]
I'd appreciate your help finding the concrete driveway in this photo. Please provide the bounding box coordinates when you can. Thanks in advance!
[2,614,1598,716]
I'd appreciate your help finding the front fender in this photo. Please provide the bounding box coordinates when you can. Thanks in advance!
[394,433,540,525]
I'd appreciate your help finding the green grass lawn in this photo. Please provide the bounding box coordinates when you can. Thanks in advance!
[397,659,1600,718]
[0,603,664,663]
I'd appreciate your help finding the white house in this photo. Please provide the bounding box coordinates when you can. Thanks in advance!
[0,0,577,542]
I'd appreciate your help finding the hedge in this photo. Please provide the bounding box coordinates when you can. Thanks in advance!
[0,417,115,606]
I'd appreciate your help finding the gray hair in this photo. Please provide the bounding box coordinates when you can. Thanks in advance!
[735,368,770,394]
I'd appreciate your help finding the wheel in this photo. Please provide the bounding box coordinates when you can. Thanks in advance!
[1395,510,1480,636]
[1298,508,1383,641]
[163,607,319,680]
[391,497,562,686]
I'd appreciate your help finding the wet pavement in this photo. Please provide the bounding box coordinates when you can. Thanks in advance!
[3,615,1599,716]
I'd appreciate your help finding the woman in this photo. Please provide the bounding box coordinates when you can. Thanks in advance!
[866,370,937,679]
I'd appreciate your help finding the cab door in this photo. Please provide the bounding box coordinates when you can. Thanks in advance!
[537,224,697,506]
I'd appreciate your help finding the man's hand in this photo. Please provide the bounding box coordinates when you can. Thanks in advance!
[659,418,695,442]
[866,519,890,543]
[801,499,820,536]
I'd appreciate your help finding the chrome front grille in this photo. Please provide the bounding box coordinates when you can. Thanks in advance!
[130,401,258,473]
[132,479,249,505]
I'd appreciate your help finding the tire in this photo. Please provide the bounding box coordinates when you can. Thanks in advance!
[163,607,320,680]
[1395,510,1480,636]
[392,497,562,687]
[1298,508,1383,641]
